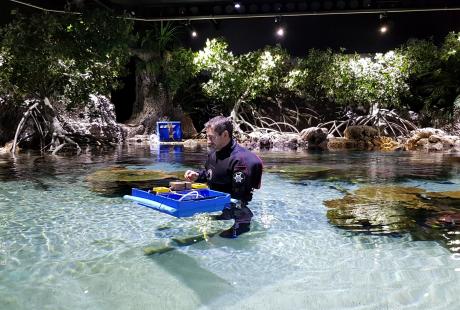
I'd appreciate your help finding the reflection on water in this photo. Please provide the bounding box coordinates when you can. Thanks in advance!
[0,146,459,309]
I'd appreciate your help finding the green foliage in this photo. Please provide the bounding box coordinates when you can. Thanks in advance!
[0,10,133,105]
[165,48,198,97]
[286,50,410,110]
[398,34,460,122]
[334,51,409,109]
[440,32,460,66]
[195,38,290,111]
[399,38,440,77]
[140,21,179,54]
[284,49,335,101]
[136,22,197,98]
[196,39,411,115]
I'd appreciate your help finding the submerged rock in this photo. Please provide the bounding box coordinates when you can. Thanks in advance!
[325,186,460,251]
[265,164,335,181]
[327,137,373,150]
[86,166,183,195]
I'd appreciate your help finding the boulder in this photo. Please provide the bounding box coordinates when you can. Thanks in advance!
[259,133,272,148]
[0,141,14,154]
[299,127,328,149]
[183,139,207,148]
[344,125,379,141]
[372,136,401,151]
[58,95,123,144]
[271,133,300,149]
[405,128,460,151]
[121,124,145,138]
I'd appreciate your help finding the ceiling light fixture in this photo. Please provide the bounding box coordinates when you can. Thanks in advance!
[275,16,285,38]
[379,13,389,34]
[186,20,198,38]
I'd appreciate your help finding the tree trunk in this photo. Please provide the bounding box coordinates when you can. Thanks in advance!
[126,65,177,135]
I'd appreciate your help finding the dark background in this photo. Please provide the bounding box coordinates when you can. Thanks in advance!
[1,1,460,55]
[2,1,460,122]
[185,10,460,55]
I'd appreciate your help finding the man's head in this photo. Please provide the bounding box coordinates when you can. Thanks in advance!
[204,116,233,151]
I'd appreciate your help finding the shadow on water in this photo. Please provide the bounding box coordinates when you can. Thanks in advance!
[148,250,233,305]
[143,221,268,304]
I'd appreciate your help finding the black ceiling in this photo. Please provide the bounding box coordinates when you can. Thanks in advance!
[7,0,460,19]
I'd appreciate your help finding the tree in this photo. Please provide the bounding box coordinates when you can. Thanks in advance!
[195,38,290,131]
[398,33,460,125]
[127,22,198,134]
[0,10,133,154]
[284,49,335,103]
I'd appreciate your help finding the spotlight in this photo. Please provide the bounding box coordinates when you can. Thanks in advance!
[378,13,389,34]
[274,16,285,38]
[186,21,198,38]
[234,2,241,9]
[276,27,285,37]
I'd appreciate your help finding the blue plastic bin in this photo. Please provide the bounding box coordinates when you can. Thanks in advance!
[124,188,231,218]
[156,121,182,142]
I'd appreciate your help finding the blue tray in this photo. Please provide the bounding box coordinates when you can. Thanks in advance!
[124,188,231,218]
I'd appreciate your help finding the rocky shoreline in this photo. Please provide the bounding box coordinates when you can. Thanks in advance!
[1,94,460,154]
[119,125,460,154]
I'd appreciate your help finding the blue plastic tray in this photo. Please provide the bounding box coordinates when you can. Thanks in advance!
[124,188,231,218]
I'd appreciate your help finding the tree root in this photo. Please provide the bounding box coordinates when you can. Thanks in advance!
[11,97,85,156]
[230,101,316,142]
[319,109,417,138]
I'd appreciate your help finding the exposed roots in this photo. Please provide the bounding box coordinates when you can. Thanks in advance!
[319,109,418,138]
[11,97,83,156]
[231,101,319,140]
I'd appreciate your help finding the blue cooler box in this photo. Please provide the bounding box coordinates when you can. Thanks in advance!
[156,121,182,142]
[124,188,231,218]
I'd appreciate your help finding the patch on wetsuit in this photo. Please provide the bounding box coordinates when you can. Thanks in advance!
[206,169,213,181]
[233,171,246,184]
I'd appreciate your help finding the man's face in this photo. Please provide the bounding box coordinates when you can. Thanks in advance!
[206,127,229,151]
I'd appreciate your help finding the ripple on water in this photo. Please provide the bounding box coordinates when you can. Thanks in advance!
[0,149,459,310]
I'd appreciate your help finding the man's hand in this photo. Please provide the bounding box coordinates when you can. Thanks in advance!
[184,170,199,182]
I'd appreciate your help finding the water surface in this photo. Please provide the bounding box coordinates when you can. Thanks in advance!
[0,146,459,309]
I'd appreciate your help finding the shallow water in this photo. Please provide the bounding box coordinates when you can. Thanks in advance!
[0,146,459,310]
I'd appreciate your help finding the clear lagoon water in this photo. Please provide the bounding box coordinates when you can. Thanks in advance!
[0,145,459,310]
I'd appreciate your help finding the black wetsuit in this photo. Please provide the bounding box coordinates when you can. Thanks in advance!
[197,140,263,237]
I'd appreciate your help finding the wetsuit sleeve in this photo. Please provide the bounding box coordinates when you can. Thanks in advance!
[231,155,263,202]
[196,170,207,183]
[196,154,210,183]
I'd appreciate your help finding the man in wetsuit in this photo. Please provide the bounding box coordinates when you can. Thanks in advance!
[184,116,263,238]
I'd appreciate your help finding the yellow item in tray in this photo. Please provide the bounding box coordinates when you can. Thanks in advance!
[192,183,208,189]
[152,187,171,194]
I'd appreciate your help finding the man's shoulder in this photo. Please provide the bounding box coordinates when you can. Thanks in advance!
[232,144,262,164]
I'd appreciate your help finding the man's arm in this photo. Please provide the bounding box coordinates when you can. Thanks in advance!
[231,155,263,202]
[184,154,210,182]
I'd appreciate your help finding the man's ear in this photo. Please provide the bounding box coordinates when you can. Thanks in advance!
[223,130,230,139]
